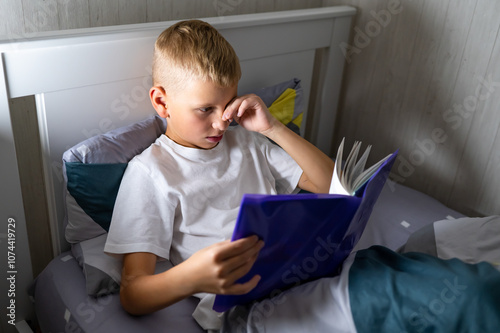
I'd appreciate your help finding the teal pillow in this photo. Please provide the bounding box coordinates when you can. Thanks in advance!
[63,115,167,243]
[65,162,127,232]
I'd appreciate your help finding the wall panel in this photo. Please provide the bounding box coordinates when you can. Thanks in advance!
[327,0,500,216]
[59,0,90,29]
[89,0,120,27]
[118,0,147,24]
[442,1,500,213]
[0,0,25,37]
[146,0,174,22]
[21,0,60,33]
[415,0,476,204]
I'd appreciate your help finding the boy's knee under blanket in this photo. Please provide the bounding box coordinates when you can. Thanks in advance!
[222,246,500,333]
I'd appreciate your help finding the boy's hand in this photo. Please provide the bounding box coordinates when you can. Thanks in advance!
[182,235,265,296]
[222,94,281,135]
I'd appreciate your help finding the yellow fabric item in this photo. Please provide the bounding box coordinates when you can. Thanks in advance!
[292,113,303,128]
[268,88,302,128]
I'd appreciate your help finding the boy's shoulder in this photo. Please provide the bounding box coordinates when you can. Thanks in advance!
[226,125,267,145]
[127,135,173,170]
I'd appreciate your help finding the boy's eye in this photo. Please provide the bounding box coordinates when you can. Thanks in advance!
[198,107,213,112]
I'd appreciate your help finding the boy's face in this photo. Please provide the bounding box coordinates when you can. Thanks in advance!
[158,79,237,150]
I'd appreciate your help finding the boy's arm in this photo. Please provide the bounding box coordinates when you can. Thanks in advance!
[223,95,334,193]
[262,121,334,193]
[120,236,264,315]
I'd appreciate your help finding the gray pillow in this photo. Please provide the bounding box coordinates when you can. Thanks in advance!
[63,115,167,243]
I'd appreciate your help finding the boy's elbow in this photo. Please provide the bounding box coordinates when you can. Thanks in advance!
[120,287,139,315]
[119,284,150,316]
[311,184,330,194]
[298,177,329,194]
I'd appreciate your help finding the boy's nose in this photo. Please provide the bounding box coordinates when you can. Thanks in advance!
[212,112,230,131]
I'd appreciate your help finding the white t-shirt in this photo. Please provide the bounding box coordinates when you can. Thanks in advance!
[104,125,303,329]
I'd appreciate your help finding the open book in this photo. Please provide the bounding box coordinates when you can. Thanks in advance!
[213,141,398,313]
[330,138,393,196]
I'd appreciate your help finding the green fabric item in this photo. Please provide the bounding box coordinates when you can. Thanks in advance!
[349,246,500,333]
[65,162,127,232]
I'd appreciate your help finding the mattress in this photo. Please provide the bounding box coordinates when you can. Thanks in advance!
[31,252,204,332]
[31,182,464,332]
[354,181,464,251]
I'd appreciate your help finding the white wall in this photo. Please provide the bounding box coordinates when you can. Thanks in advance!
[0,0,323,37]
[326,0,500,217]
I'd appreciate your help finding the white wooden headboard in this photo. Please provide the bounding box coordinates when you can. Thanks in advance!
[0,6,355,326]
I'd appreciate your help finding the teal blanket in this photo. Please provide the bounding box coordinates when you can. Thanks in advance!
[349,246,500,333]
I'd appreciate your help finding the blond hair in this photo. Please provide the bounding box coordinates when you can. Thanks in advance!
[152,20,241,92]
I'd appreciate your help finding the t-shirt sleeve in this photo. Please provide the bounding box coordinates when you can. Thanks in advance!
[254,133,303,194]
[104,159,175,260]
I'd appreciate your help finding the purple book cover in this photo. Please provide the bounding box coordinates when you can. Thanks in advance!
[213,151,398,312]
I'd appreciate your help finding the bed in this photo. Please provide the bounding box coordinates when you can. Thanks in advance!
[1,5,499,333]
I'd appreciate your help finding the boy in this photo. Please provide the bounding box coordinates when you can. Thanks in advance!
[104,19,335,330]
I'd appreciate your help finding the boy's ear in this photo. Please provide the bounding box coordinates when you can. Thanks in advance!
[150,86,168,118]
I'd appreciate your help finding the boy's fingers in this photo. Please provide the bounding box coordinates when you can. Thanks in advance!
[216,235,260,260]
[225,274,261,295]
[216,242,263,291]
[236,98,252,118]
[229,251,261,281]
[223,96,243,121]
[223,94,259,120]
[224,241,262,274]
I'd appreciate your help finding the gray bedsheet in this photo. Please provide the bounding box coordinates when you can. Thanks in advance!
[354,181,464,251]
[31,253,204,333]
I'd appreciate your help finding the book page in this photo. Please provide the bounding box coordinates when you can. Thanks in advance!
[335,138,345,181]
[329,138,349,195]
[329,162,350,195]
[350,145,371,184]
[351,153,392,192]
[329,138,393,195]
[342,141,362,193]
